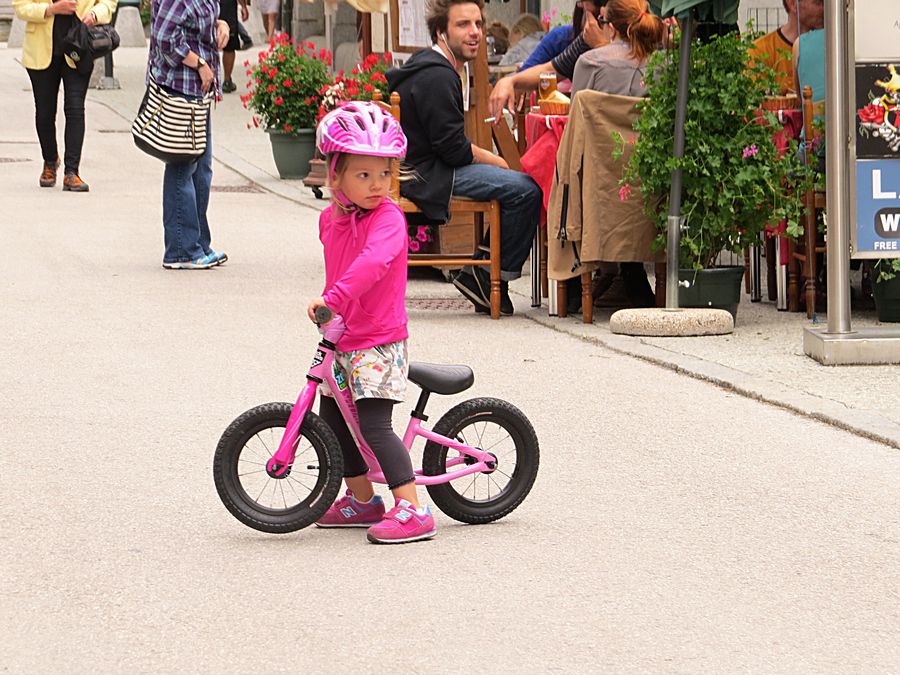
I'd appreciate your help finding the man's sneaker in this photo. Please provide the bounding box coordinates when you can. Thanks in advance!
[474,279,514,315]
[367,499,436,544]
[162,253,218,270]
[452,269,489,310]
[62,173,89,192]
[222,79,237,93]
[316,490,385,528]
[39,158,59,188]
[208,249,228,266]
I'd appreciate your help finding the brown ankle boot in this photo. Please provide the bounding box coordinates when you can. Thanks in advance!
[39,158,59,188]
[62,173,90,192]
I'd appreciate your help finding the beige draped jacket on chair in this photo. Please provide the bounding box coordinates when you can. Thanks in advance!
[546,90,661,281]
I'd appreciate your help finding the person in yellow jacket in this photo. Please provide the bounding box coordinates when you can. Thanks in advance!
[13,0,117,191]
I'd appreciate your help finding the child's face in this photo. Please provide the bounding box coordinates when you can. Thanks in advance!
[335,154,392,209]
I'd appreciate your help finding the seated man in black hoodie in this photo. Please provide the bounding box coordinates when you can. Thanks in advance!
[386,0,541,316]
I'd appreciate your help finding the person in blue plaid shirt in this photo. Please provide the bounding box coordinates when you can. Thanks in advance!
[148,0,231,269]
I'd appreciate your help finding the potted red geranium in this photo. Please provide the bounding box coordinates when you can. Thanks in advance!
[242,34,333,179]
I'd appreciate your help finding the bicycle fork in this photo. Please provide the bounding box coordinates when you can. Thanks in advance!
[265,339,334,478]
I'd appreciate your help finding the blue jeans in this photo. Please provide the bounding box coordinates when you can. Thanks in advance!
[162,116,213,263]
[453,163,542,280]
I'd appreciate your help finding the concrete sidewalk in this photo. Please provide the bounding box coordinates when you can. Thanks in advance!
[3,43,899,449]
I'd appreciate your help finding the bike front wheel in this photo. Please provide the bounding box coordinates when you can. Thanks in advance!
[423,397,539,524]
[213,403,343,533]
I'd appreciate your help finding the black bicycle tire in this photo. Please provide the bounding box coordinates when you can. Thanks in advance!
[422,397,539,524]
[213,402,343,533]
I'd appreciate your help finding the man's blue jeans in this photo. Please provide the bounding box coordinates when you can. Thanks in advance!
[452,163,542,281]
[162,117,213,263]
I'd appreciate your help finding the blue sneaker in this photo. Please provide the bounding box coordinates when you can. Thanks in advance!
[162,253,217,270]
[208,249,228,266]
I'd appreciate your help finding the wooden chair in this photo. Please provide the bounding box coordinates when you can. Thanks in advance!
[788,86,827,317]
[515,88,550,302]
[372,89,504,318]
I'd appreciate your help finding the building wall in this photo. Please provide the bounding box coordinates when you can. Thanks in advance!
[536,0,787,34]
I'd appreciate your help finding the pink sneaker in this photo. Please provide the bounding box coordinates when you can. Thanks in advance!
[316,490,385,528]
[366,499,436,544]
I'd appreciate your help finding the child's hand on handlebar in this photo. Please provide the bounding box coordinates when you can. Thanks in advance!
[307,297,327,323]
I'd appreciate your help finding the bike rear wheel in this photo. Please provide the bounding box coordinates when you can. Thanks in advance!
[213,403,343,533]
[423,397,539,524]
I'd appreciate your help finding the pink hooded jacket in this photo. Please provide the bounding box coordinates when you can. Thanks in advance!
[320,199,409,352]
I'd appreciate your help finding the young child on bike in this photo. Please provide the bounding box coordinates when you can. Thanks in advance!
[307,102,436,544]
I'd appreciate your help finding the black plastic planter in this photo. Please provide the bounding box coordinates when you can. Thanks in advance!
[678,266,746,321]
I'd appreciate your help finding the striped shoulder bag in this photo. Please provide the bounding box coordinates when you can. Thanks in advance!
[132,78,212,164]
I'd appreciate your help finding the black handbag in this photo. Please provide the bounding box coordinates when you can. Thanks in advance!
[63,19,120,74]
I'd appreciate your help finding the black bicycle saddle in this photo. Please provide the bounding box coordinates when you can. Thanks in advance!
[408,363,474,395]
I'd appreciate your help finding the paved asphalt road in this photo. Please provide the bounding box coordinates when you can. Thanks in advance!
[0,50,897,673]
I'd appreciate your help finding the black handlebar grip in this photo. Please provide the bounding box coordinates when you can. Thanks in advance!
[314,305,334,324]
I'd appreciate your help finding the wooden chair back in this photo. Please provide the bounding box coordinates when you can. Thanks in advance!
[788,85,827,317]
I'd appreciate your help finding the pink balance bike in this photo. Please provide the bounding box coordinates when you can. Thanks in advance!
[213,306,539,533]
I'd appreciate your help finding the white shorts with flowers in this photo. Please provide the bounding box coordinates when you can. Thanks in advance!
[319,340,408,403]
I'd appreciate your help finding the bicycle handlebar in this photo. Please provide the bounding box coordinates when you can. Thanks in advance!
[314,305,334,325]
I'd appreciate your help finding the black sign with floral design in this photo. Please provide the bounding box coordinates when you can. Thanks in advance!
[856,63,900,159]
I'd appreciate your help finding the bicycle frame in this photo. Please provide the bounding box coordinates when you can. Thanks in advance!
[265,315,496,486]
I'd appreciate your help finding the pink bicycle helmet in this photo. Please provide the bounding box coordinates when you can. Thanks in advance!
[316,101,407,158]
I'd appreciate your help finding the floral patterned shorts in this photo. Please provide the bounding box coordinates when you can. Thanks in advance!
[320,340,408,403]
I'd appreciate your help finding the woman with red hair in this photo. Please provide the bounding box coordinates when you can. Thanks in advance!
[570,0,664,97]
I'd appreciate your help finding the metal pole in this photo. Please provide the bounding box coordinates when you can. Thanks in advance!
[97,7,120,90]
[824,0,851,333]
[665,15,694,309]
[281,0,293,39]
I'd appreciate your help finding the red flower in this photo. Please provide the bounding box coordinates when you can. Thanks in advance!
[267,84,276,93]
[858,103,886,125]
[252,117,259,127]
[307,41,315,49]
[370,71,386,83]
[277,53,286,62]
[260,63,269,73]
[383,52,392,63]
[283,78,293,88]
[283,123,293,132]
[319,48,328,60]
[269,68,279,78]
[274,96,284,106]
[363,83,374,93]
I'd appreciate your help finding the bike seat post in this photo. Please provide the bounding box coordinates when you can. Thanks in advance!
[411,389,430,421]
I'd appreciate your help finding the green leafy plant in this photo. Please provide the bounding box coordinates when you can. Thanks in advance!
[139,0,151,26]
[241,34,333,133]
[616,31,809,269]
[874,258,900,282]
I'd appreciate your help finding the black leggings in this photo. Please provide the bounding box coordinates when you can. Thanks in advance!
[318,396,415,490]
[27,55,93,175]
